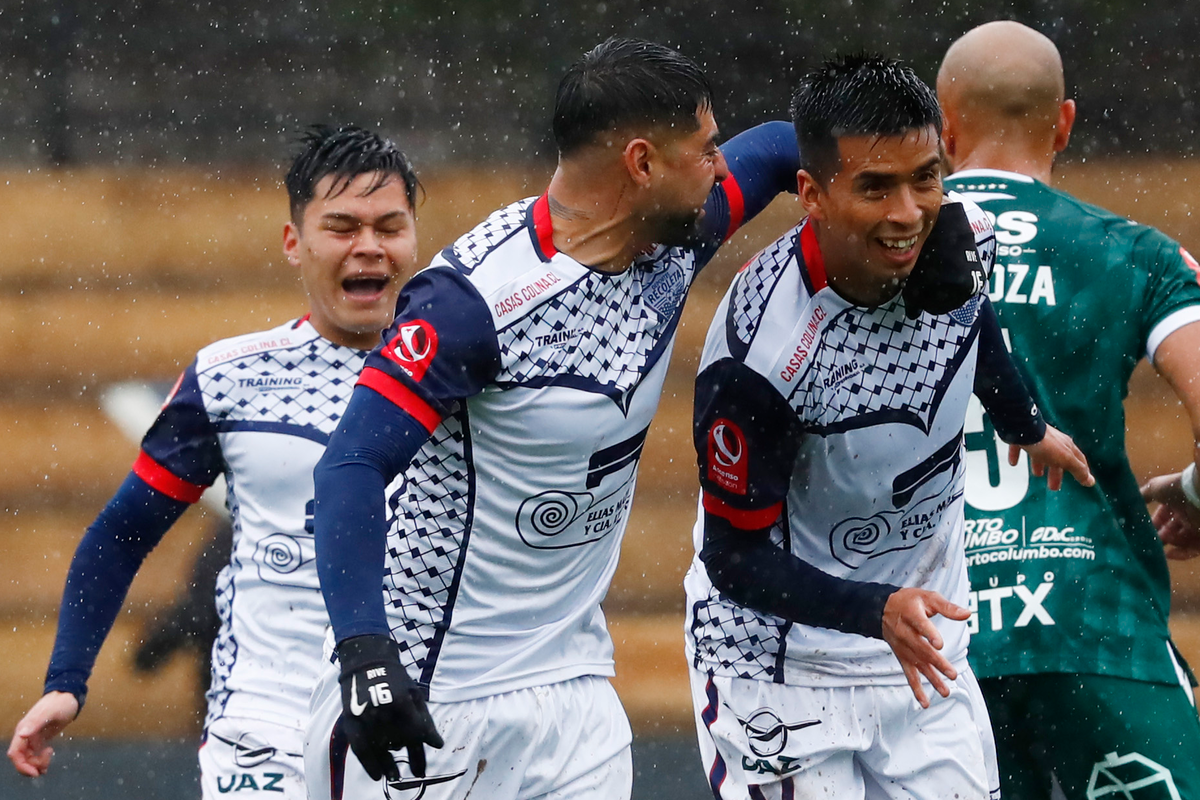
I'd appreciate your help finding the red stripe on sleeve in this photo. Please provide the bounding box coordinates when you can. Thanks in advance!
[357,367,444,433]
[722,174,745,241]
[800,222,828,292]
[532,194,558,259]
[132,451,206,504]
[702,491,782,530]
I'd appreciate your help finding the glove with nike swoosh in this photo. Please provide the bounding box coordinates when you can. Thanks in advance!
[902,199,988,319]
[337,634,444,782]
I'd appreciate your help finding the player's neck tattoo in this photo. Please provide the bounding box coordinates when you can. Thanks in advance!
[547,195,589,221]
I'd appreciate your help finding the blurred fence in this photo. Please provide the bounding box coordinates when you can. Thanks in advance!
[0,0,1197,168]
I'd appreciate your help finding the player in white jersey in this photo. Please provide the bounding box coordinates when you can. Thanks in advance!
[684,56,1094,800]
[8,125,422,799]
[305,38,801,800]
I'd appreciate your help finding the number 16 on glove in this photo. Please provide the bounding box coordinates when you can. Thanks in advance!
[337,634,445,782]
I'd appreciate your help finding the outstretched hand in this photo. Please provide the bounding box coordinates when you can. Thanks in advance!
[1011,424,1094,491]
[881,588,970,708]
[7,691,79,777]
[1141,471,1200,560]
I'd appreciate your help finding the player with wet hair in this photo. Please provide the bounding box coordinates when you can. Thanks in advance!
[685,54,1092,800]
[8,124,422,800]
[941,21,1200,800]
[305,36,803,800]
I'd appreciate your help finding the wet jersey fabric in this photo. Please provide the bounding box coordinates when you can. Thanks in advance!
[136,317,367,730]
[948,168,1200,684]
[685,197,999,686]
[318,122,800,705]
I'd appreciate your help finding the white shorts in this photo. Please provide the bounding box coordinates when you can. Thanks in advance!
[691,667,1000,800]
[304,666,632,800]
[200,715,306,799]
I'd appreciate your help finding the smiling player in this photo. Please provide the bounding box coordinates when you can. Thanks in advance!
[685,55,1093,800]
[7,125,421,799]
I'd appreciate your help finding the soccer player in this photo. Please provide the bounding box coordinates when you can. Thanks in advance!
[7,125,421,799]
[305,37,801,800]
[939,21,1200,800]
[685,55,1094,800]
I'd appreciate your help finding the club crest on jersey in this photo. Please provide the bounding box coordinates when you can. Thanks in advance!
[707,418,748,495]
[382,320,438,382]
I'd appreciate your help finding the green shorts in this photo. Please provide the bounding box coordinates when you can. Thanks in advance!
[981,672,1200,799]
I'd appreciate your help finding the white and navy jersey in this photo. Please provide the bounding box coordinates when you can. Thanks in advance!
[685,197,997,686]
[354,185,752,703]
[135,318,366,730]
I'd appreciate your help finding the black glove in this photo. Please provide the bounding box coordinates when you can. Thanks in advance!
[337,634,444,782]
[902,200,988,319]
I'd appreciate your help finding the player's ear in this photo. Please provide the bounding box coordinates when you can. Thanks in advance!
[1053,99,1076,155]
[623,138,656,188]
[283,221,302,268]
[797,170,825,220]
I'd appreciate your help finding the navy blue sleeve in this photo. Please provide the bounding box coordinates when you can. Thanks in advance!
[973,297,1047,445]
[316,267,501,645]
[357,267,501,425]
[136,363,224,497]
[314,389,432,642]
[701,514,899,639]
[44,473,189,706]
[695,120,800,267]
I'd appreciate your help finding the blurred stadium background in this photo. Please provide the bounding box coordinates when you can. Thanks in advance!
[0,1,1198,797]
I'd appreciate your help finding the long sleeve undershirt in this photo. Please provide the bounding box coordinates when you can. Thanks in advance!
[44,474,189,706]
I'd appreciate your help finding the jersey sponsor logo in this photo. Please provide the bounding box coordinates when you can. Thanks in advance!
[707,418,748,495]
[236,376,306,392]
[210,731,285,769]
[493,271,562,319]
[778,306,828,383]
[1086,751,1180,800]
[736,708,821,758]
[516,474,636,550]
[968,574,1056,633]
[384,762,468,800]
[988,210,1039,245]
[988,263,1056,306]
[830,459,962,569]
[205,335,297,367]
[254,530,315,588]
[640,259,688,319]
[382,320,439,382]
[534,328,584,349]
[821,358,862,390]
[215,772,286,793]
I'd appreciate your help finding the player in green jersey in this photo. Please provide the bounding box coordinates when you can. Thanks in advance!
[938,20,1200,800]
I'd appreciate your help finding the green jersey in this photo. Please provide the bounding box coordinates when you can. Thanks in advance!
[947,169,1200,684]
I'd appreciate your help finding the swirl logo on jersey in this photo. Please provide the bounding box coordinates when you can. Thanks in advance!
[707,418,748,495]
[516,475,636,550]
[254,532,315,588]
[382,320,439,382]
[736,708,822,758]
[831,435,964,568]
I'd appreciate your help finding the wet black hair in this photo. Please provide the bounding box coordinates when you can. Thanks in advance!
[790,54,942,182]
[285,124,420,223]
[553,36,713,157]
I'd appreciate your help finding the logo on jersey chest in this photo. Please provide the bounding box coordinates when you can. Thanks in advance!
[639,260,688,319]
[493,271,562,320]
[236,376,306,392]
[707,418,748,495]
[778,306,828,384]
[382,320,438,382]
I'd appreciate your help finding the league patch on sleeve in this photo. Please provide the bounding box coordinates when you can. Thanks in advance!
[381,320,439,382]
[707,418,749,495]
